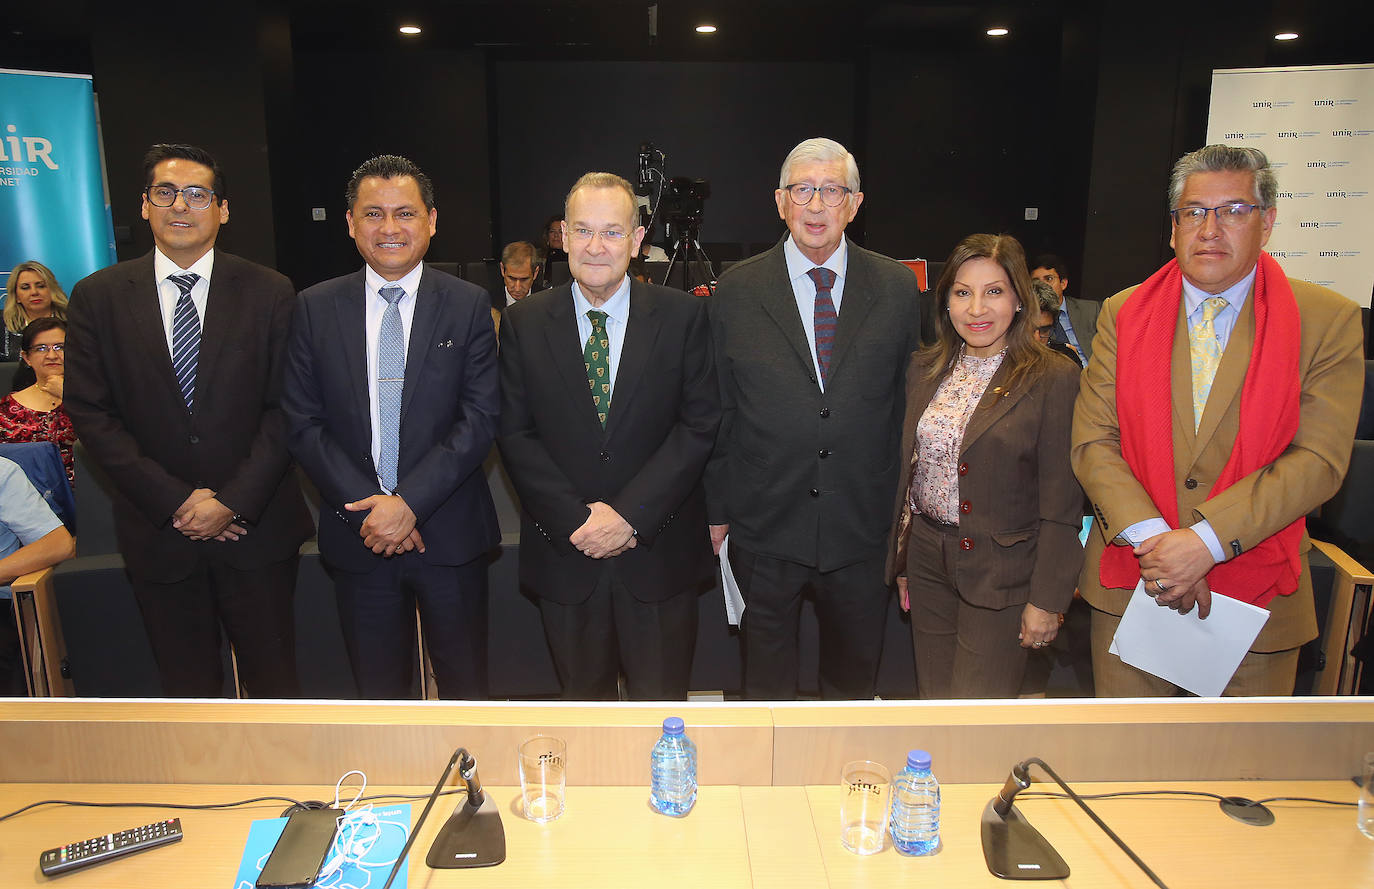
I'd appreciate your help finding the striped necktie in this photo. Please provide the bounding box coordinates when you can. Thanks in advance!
[808,267,837,384]
[377,284,406,491]
[169,272,201,411]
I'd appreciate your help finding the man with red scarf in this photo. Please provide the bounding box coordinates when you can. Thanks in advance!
[1072,145,1363,696]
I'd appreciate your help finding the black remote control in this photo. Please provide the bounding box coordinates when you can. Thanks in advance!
[39,818,183,876]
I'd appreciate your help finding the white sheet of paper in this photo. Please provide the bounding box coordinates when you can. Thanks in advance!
[1109,579,1270,697]
[719,535,745,626]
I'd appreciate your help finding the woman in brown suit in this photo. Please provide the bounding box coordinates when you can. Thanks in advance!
[888,233,1083,698]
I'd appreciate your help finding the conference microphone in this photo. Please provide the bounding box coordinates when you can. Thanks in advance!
[379,746,505,889]
[981,757,1169,888]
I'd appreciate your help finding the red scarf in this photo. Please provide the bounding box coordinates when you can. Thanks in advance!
[1102,251,1302,607]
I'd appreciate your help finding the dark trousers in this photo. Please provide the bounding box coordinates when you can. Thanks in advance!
[131,555,301,698]
[729,544,889,700]
[333,552,489,700]
[905,514,1027,699]
[536,566,698,701]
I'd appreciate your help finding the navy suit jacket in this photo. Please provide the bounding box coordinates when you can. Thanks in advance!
[66,250,313,581]
[283,263,500,573]
[497,279,720,604]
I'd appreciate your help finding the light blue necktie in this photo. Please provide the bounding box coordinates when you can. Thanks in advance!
[377,284,406,492]
[169,272,201,412]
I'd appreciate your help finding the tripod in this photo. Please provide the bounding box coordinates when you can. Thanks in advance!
[661,219,718,296]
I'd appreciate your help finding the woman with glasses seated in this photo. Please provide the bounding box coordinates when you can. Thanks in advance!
[886,233,1083,698]
[3,262,70,391]
[0,318,76,485]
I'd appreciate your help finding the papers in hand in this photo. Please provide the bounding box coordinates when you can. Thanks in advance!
[719,535,745,626]
[1109,579,1270,697]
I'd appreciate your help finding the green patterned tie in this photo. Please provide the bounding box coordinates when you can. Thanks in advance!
[1188,296,1228,430]
[584,310,611,427]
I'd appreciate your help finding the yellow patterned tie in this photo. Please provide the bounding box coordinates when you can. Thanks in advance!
[1188,296,1228,429]
[584,310,611,427]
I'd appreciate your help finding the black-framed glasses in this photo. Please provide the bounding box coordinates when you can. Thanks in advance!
[145,185,216,210]
[783,183,853,207]
[1169,203,1261,229]
[26,343,64,354]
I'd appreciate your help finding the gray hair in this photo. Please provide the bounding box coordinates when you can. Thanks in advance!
[1168,145,1277,211]
[501,240,538,267]
[778,138,861,193]
[1032,280,1059,315]
[564,172,638,222]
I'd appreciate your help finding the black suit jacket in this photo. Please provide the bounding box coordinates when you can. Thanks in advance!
[705,237,922,571]
[497,279,720,605]
[65,250,314,581]
[283,264,500,574]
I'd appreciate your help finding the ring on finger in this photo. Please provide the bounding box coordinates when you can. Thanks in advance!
[1154,577,1168,593]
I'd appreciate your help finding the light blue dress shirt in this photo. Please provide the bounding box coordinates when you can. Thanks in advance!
[572,275,632,410]
[782,235,848,392]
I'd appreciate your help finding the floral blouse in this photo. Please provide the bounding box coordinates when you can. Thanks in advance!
[910,349,1005,524]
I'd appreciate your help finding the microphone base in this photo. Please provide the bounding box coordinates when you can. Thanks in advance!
[981,799,1070,880]
[425,793,506,869]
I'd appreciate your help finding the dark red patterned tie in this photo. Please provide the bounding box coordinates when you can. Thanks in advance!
[807,267,838,384]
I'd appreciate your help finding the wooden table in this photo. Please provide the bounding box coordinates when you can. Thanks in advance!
[1,780,1368,887]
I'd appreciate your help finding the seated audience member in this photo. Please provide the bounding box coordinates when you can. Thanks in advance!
[637,221,670,263]
[0,454,77,693]
[539,214,568,289]
[4,261,69,390]
[1029,252,1098,364]
[1032,281,1086,367]
[500,241,541,307]
[0,319,76,485]
[888,233,1082,699]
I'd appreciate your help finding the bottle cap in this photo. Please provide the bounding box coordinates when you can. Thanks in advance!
[908,750,932,770]
[662,717,685,735]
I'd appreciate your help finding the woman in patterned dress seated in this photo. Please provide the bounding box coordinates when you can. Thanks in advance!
[0,318,76,485]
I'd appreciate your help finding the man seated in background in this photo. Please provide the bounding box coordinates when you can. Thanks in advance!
[1032,280,1087,367]
[1030,252,1098,365]
[0,455,76,693]
[500,241,541,307]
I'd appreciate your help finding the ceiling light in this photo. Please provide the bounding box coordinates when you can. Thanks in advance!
[399,25,422,36]
[1274,31,1299,41]
[696,24,717,33]
[986,27,1009,37]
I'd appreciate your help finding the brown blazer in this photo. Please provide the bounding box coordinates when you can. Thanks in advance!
[1072,276,1364,651]
[886,351,1084,613]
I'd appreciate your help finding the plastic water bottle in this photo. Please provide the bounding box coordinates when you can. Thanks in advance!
[890,749,940,855]
[649,716,697,816]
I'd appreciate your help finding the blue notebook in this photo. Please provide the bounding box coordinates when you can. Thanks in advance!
[233,803,411,889]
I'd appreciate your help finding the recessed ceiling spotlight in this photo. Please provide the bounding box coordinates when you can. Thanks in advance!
[1274,31,1299,41]
[399,25,422,36]
[696,24,717,33]
[986,27,1009,37]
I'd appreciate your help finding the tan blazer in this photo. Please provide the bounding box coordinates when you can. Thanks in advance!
[886,351,1084,613]
[1072,276,1364,651]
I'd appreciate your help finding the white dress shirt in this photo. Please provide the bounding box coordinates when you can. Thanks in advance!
[782,234,848,392]
[153,247,215,356]
[364,263,423,491]
[1118,263,1260,563]
[571,275,631,410]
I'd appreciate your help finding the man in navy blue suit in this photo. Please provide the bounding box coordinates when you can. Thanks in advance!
[283,155,500,699]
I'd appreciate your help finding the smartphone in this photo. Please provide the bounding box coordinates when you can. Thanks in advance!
[256,807,342,888]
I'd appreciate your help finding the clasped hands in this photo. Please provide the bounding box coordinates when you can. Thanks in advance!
[172,488,245,541]
[571,501,636,559]
[1134,528,1217,619]
[346,494,425,557]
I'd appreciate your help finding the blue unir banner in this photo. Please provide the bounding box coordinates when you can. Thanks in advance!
[0,68,118,298]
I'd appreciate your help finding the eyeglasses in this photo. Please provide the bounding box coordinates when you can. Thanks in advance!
[26,343,64,354]
[1169,203,1262,229]
[782,183,853,207]
[145,185,216,210]
[568,227,629,242]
